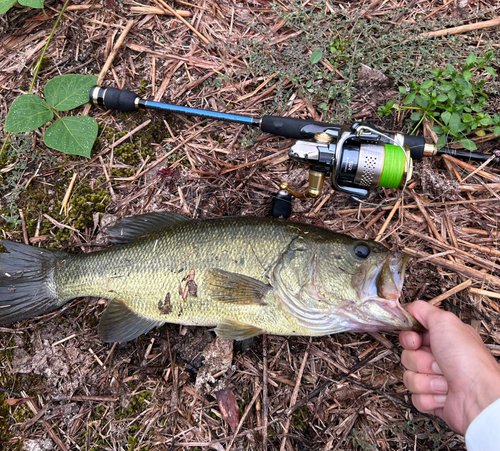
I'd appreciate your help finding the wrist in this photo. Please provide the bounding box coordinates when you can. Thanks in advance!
[465,365,500,430]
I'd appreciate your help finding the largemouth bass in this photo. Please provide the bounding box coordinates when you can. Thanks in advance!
[0,213,421,342]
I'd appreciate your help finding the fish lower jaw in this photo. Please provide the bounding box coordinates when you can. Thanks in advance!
[361,295,400,311]
[361,296,415,329]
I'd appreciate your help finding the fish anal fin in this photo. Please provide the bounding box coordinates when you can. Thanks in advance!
[99,299,164,343]
[207,269,270,305]
[108,212,191,245]
[214,319,264,340]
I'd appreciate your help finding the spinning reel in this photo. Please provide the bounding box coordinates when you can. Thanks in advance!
[272,123,419,217]
[90,86,498,218]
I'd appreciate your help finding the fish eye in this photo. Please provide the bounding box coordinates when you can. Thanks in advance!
[353,243,371,259]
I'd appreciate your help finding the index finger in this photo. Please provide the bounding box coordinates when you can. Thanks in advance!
[400,330,431,349]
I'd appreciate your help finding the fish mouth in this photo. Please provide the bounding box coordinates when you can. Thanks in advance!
[360,253,423,331]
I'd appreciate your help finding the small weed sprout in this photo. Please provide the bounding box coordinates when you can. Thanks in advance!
[378,52,500,150]
[349,428,377,451]
[0,134,56,226]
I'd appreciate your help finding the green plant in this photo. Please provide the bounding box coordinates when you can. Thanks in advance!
[349,428,377,451]
[0,0,44,15]
[310,49,323,64]
[329,38,348,66]
[378,52,500,150]
[390,419,455,449]
[5,74,98,157]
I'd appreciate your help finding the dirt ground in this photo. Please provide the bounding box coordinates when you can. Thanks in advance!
[1,0,499,450]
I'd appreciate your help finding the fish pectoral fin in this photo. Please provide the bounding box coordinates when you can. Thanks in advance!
[214,319,264,340]
[99,299,164,343]
[206,269,270,305]
[108,212,191,245]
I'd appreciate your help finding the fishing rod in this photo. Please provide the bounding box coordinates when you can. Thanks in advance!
[89,86,499,217]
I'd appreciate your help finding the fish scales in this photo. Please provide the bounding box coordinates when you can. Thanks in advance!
[55,218,307,333]
[0,214,422,342]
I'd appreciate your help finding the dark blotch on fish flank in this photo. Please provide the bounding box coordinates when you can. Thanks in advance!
[158,292,173,314]
[187,280,198,297]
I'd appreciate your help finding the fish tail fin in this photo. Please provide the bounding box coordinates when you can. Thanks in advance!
[0,240,66,326]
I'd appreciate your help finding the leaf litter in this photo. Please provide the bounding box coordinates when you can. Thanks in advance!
[0,0,499,450]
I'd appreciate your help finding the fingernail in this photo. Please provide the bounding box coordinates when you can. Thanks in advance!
[434,395,447,404]
[432,361,443,375]
[430,377,448,393]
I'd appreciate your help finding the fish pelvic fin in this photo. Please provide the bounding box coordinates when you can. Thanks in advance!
[206,269,270,305]
[98,298,164,343]
[214,319,264,340]
[0,240,66,325]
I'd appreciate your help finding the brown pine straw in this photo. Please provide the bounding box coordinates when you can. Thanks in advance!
[421,16,500,38]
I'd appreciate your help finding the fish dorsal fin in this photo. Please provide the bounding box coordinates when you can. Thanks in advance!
[99,299,164,343]
[214,319,264,340]
[108,212,191,245]
[206,269,270,305]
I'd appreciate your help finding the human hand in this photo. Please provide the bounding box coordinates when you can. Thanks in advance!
[399,300,500,435]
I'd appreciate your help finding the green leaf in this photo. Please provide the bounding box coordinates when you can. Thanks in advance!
[310,49,323,65]
[403,92,416,105]
[410,111,422,121]
[462,113,473,123]
[0,0,16,14]
[44,74,98,111]
[439,83,453,92]
[462,70,472,82]
[494,125,500,136]
[466,54,476,66]
[459,138,477,151]
[431,126,444,134]
[415,96,429,109]
[456,77,470,90]
[463,88,473,98]
[399,86,409,95]
[436,94,447,102]
[420,80,433,90]
[5,94,53,133]
[43,116,98,157]
[441,111,451,125]
[436,135,447,149]
[377,99,396,117]
[18,0,44,7]
[449,114,462,135]
[485,67,497,77]
[471,104,482,113]
[479,116,493,126]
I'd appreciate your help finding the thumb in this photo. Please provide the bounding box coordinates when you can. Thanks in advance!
[405,300,442,331]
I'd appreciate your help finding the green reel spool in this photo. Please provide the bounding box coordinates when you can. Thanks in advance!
[379,144,411,189]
